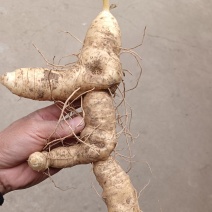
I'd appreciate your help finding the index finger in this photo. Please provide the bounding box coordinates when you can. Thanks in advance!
[28,100,81,121]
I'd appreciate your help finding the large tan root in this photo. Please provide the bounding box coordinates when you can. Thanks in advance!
[28,91,117,171]
[2,0,142,210]
[93,156,141,212]
[0,9,122,101]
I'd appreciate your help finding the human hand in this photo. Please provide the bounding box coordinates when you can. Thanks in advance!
[0,104,84,195]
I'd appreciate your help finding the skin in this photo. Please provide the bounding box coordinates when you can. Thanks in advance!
[0,104,84,195]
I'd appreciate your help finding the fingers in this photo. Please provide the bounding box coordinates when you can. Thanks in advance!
[32,104,64,121]
[27,101,82,122]
[37,116,85,141]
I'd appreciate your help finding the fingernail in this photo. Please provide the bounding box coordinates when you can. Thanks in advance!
[69,116,85,132]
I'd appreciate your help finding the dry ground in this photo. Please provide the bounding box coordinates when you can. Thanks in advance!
[0,0,212,211]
